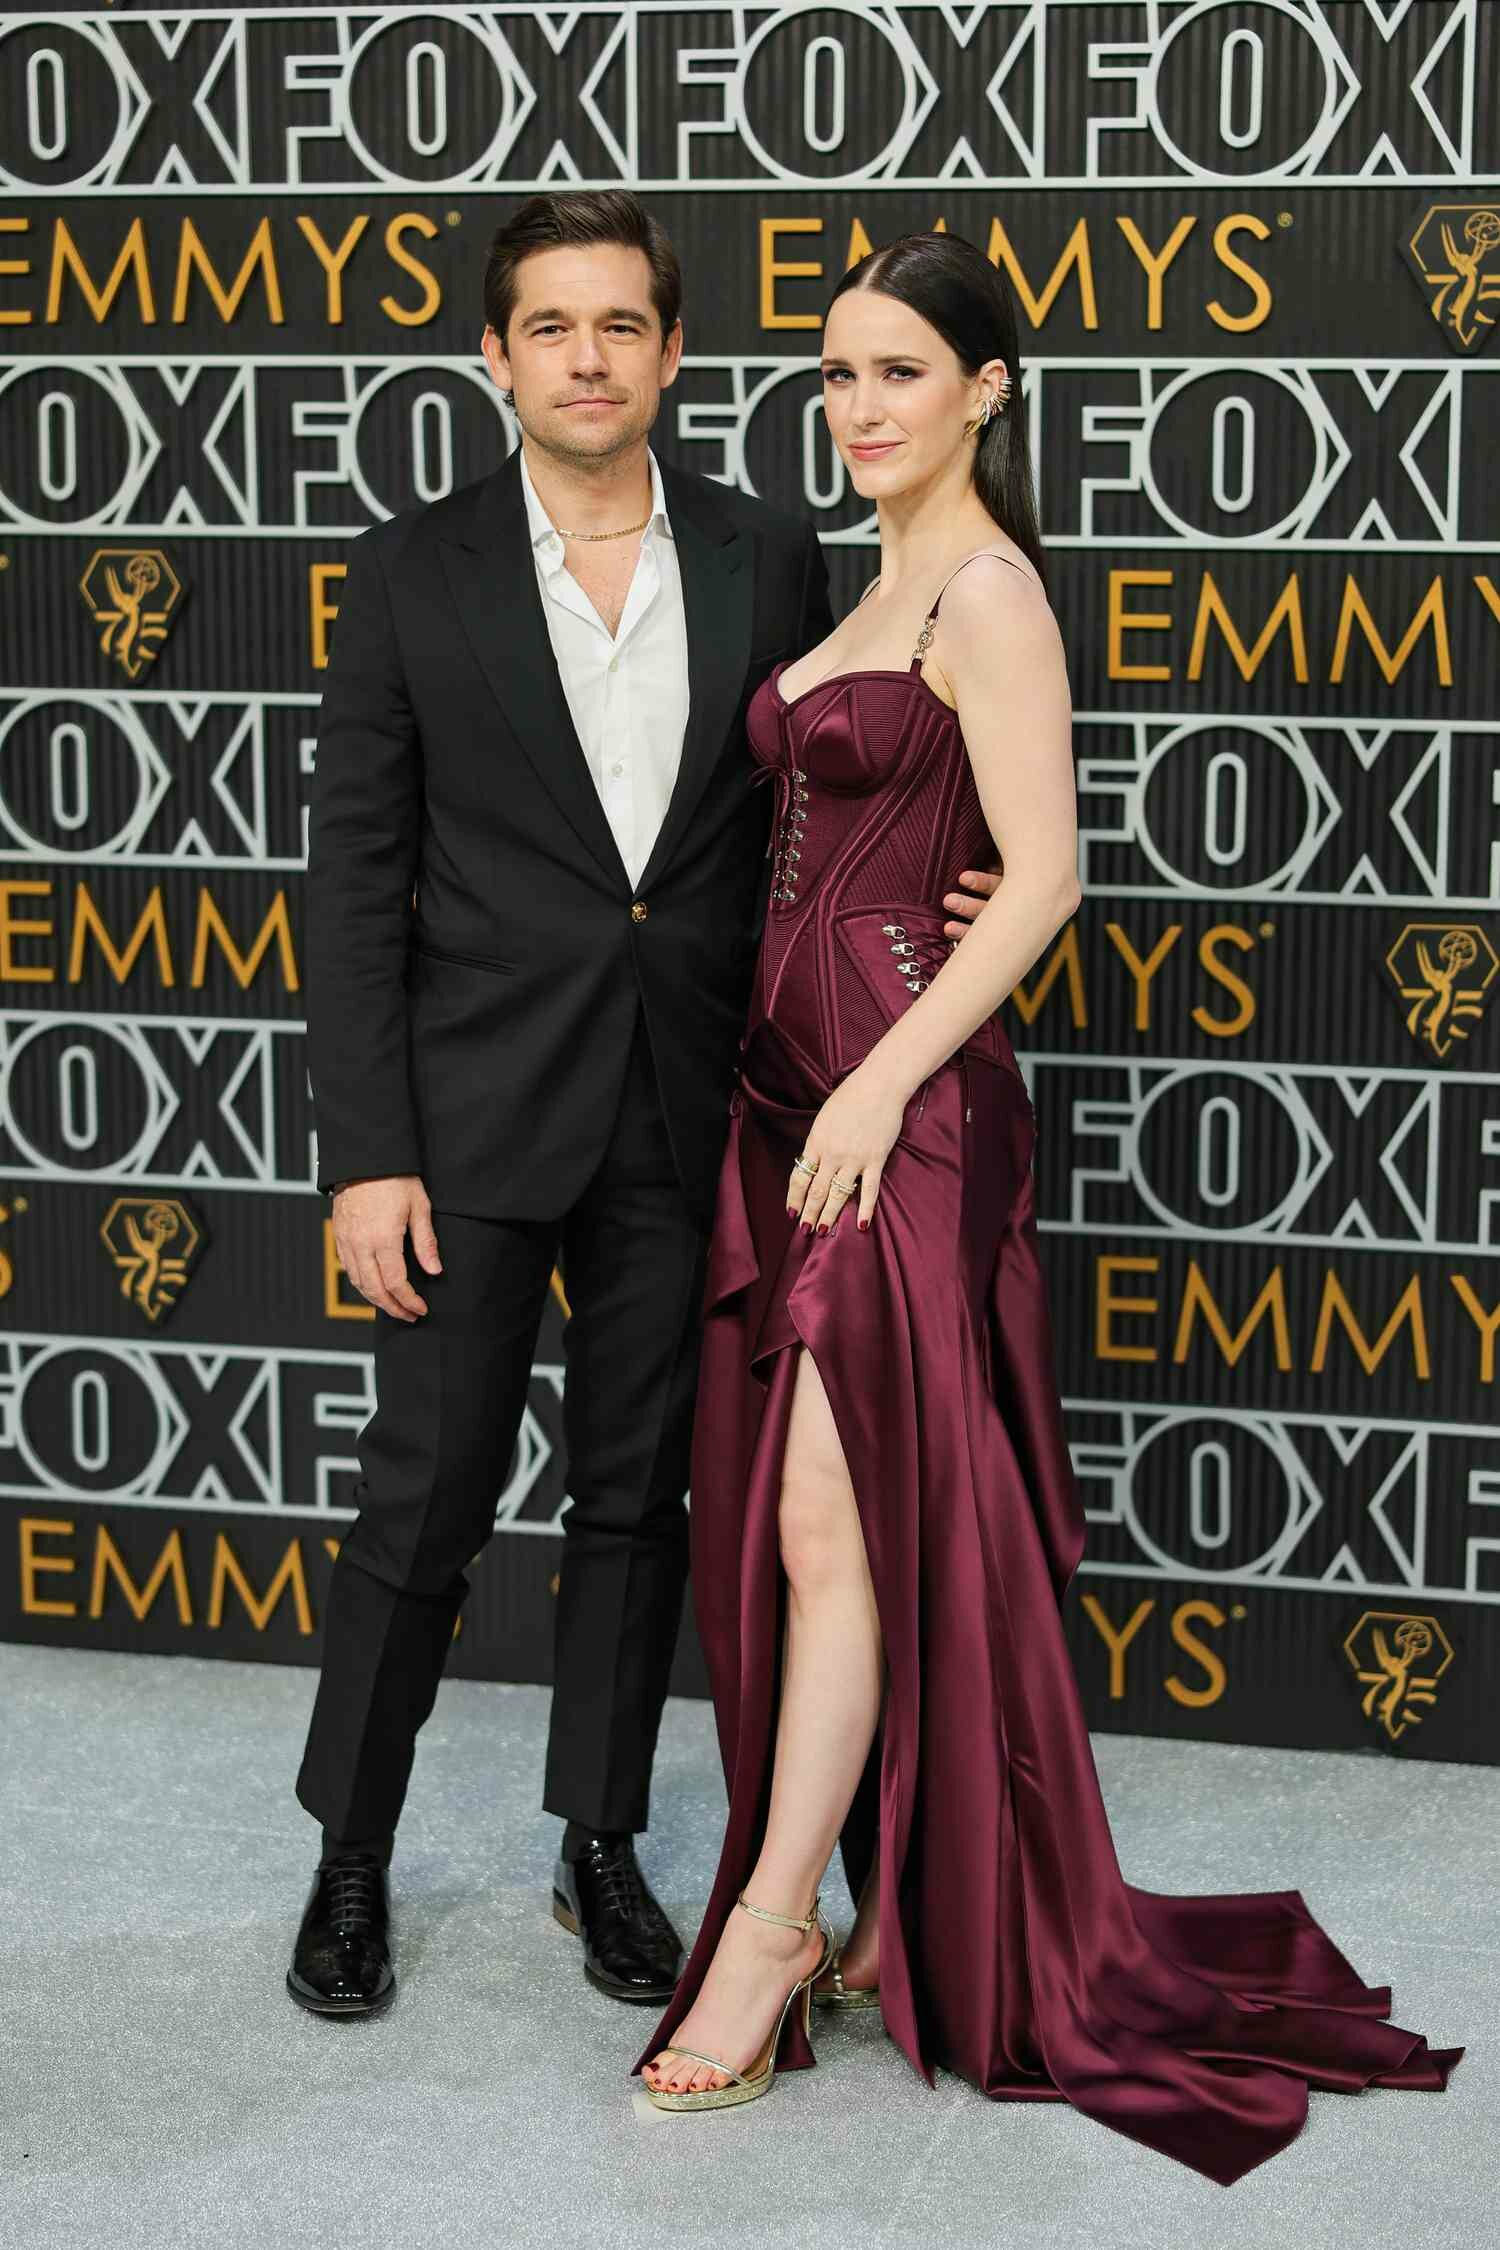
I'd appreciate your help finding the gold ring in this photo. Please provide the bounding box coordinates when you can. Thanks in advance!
[827,1176,856,1196]
[791,1155,818,1179]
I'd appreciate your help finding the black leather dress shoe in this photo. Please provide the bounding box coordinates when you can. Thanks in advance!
[286,1856,395,2017]
[552,1836,685,2004]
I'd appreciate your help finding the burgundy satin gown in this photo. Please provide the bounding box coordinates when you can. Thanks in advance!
[635,558,1462,2184]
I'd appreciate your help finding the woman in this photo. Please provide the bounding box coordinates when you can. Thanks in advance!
[635,234,1461,2183]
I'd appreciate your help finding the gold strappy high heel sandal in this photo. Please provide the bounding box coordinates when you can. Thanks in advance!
[643,1891,835,2114]
[813,1946,881,2011]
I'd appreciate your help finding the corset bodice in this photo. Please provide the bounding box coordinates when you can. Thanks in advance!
[742,655,1016,1086]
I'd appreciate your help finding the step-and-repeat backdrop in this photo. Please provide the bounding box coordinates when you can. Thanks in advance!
[2,2,1497,1764]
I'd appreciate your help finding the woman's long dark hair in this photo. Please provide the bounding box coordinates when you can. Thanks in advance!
[826,232,1047,593]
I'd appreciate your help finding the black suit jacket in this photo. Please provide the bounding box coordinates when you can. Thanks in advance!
[306,450,834,1224]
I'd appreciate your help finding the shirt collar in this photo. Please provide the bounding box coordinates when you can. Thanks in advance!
[518,446,673,568]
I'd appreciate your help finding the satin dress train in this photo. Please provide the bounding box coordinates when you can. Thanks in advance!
[636,562,1462,2185]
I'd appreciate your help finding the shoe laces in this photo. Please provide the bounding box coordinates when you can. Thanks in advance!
[322,1857,382,1934]
[589,1843,645,1918]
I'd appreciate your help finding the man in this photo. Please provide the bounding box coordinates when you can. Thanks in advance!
[289,189,992,2019]
[287,186,835,2019]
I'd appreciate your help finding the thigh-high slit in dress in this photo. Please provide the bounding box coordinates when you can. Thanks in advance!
[634,560,1462,2185]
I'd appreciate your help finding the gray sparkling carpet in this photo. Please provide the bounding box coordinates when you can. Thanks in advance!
[0,1640,1490,2250]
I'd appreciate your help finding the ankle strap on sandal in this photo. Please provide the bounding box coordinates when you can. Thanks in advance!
[736,1888,820,1933]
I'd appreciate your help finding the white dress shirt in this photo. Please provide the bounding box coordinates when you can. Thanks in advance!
[519,446,690,888]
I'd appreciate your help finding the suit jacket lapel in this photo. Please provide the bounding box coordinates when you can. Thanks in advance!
[438,450,753,898]
[636,461,752,895]
[438,452,631,891]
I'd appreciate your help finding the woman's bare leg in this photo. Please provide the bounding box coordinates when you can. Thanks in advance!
[644,1349,882,2095]
[814,1837,880,1996]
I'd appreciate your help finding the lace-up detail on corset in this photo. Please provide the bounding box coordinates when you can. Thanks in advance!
[881,919,955,998]
[753,759,809,904]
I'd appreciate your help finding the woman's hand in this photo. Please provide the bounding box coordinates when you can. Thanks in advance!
[786,1064,909,1236]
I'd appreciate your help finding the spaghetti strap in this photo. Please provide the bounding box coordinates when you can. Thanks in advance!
[909,547,1038,668]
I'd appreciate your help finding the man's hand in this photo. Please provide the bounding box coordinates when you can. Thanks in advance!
[331,1174,442,1322]
[942,865,1002,941]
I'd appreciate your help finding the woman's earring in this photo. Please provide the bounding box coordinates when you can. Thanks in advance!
[963,373,1011,440]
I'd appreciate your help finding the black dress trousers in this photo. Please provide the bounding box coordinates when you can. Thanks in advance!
[296,1011,709,1844]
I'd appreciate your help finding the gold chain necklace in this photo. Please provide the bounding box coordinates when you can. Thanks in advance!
[553,511,652,542]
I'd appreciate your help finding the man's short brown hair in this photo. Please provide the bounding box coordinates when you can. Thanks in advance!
[483,190,683,347]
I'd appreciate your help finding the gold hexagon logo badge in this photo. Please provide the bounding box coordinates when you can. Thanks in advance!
[1343,1611,1455,1744]
[1400,201,1500,353]
[79,547,186,679]
[1383,921,1497,1060]
[100,1195,204,1323]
